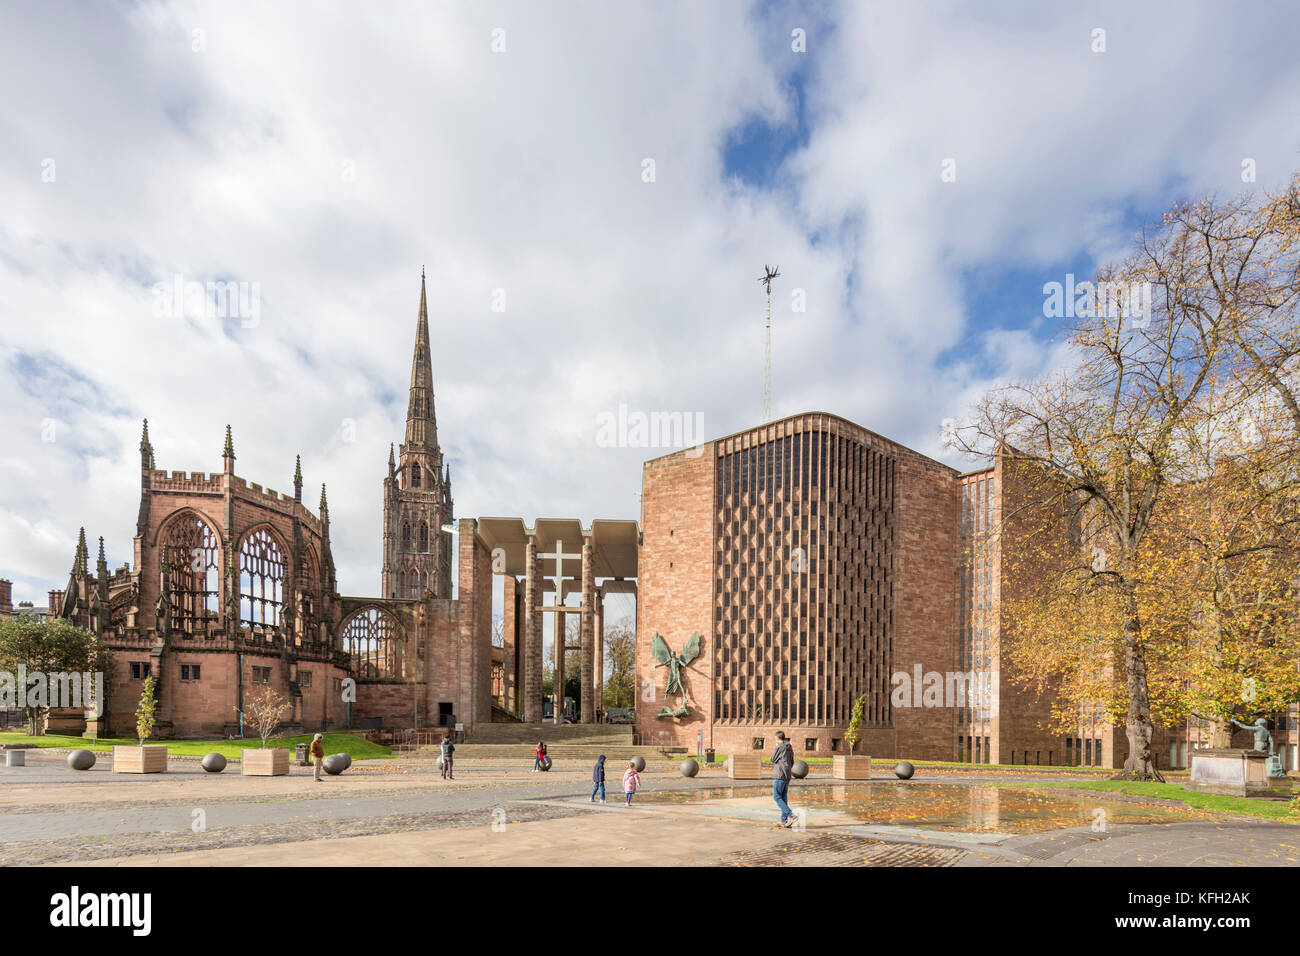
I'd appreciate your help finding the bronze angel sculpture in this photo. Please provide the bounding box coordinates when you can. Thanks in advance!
[652,631,700,718]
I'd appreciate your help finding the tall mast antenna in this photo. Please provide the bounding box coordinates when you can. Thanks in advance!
[758,264,780,423]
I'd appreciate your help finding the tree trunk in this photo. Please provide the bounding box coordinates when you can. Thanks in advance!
[1115,585,1165,782]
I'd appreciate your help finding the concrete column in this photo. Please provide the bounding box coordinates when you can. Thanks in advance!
[594,587,604,720]
[524,536,542,723]
[502,574,518,714]
[580,536,595,723]
[554,608,565,723]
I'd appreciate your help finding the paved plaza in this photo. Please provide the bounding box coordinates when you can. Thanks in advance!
[2,751,1297,867]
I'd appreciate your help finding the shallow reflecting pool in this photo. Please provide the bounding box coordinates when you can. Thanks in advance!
[635,783,1211,833]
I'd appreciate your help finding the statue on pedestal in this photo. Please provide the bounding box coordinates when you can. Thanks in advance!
[1230,717,1287,778]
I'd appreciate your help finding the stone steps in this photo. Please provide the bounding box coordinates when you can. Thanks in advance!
[428,743,666,761]
[465,723,635,745]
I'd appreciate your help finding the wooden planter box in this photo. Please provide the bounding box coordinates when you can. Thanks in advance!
[113,745,168,774]
[242,748,290,776]
[728,754,763,779]
[832,755,872,780]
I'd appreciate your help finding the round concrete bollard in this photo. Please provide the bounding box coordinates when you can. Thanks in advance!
[538,756,552,772]
[67,749,96,771]
[631,756,646,773]
[201,752,227,773]
[894,760,915,780]
[322,753,349,775]
[680,758,699,778]
[790,759,809,779]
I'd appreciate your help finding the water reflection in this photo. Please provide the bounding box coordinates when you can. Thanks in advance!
[635,782,1208,833]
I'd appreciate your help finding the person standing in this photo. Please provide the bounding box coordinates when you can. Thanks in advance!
[770,731,795,828]
[622,759,641,806]
[440,734,455,780]
[310,733,325,782]
[590,754,607,803]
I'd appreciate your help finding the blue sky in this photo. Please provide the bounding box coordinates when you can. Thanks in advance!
[2,0,1299,606]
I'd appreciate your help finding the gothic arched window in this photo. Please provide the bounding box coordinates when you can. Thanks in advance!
[160,512,220,636]
[401,522,411,552]
[239,528,284,629]
[412,463,422,489]
[342,607,401,679]
[418,521,429,552]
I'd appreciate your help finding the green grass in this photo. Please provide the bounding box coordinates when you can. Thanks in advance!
[0,731,390,760]
[1006,779,1298,822]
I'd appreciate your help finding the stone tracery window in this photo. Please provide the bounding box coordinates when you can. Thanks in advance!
[412,463,422,488]
[342,607,401,678]
[160,513,220,636]
[239,527,284,629]
[418,521,429,552]
[401,522,412,552]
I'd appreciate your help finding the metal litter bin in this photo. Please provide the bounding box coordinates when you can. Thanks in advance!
[296,743,309,766]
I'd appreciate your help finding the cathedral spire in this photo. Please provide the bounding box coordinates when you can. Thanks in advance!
[140,418,154,469]
[73,527,88,577]
[405,271,438,450]
[293,454,303,502]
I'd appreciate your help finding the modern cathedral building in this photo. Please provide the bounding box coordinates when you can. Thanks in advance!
[35,274,1250,769]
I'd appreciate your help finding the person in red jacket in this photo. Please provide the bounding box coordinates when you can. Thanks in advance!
[533,741,547,772]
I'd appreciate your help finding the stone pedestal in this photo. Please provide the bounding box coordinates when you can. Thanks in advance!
[1187,748,1271,797]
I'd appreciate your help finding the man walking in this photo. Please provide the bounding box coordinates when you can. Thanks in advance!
[310,733,325,782]
[770,731,795,828]
[440,734,455,780]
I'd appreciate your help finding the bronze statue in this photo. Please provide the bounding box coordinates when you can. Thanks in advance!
[651,631,700,696]
[1230,716,1273,755]
[651,632,700,719]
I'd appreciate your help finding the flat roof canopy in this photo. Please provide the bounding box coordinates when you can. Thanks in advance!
[475,517,640,580]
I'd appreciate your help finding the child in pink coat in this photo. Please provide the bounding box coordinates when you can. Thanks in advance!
[622,761,641,806]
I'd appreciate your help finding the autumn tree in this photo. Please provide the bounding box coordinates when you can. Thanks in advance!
[235,686,292,747]
[954,175,1300,779]
[602,616,636,709]
[954,220,1223,781]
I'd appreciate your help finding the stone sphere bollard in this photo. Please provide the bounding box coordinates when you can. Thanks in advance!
[680,758,699,778]
[538,756,552,772]
[67,750,96,771]
[631,756,646,773]
[201,753,227,773]
[791,759,809,779]
[322,753,349,775]
[894,760,915,780]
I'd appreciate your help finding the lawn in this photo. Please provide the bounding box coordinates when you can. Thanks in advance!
[0,731,390,760]
[1008,779,1298,822]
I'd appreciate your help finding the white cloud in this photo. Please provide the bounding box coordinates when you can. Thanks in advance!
[1,0,1297,602]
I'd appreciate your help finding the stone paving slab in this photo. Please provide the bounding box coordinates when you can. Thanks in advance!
[5,753,1296,867]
